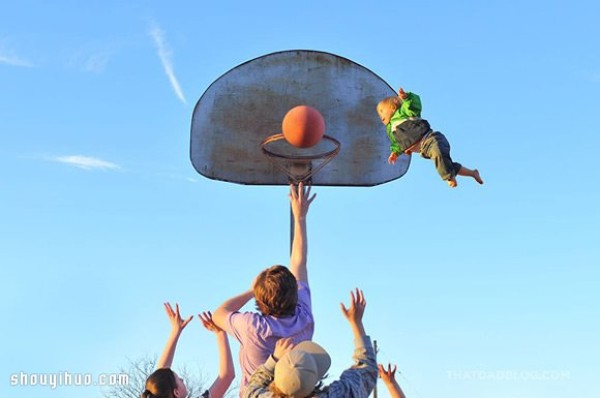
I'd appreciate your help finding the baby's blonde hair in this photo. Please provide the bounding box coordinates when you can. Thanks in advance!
[378,95,402,110]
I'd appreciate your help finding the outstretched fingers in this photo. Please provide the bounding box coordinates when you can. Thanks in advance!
[289,182,316,216]
[289,183,298,201]
[177,304,193,328]
[349,287,366,309]
[164,302,193,331]
[181,316,193,329]
[199,311,221,333]
[299,182,315,200]
[290,182,314,200]
[163,302,175,317]
[340,288,366,320]
[379,363,397,378]
[355,288,366,306]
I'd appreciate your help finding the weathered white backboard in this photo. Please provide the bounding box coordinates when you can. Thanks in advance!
[190,50,410,186]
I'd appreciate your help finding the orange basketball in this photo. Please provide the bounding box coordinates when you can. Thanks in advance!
[282,105,325,148]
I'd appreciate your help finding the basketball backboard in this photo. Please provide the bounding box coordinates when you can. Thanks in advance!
[190,50,410,186]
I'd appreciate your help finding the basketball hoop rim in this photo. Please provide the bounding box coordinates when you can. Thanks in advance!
[260,133,341,160]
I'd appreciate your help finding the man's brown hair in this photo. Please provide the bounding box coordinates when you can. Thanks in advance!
[254,265,298,317]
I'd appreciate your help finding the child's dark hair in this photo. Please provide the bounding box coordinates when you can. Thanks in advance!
[142,368,176,398]
[254,265,298,317]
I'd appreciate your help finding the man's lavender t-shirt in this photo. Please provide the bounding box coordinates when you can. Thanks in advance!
[226,281,314,393]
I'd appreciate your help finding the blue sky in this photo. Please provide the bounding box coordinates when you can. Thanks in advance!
[1,1,599,398]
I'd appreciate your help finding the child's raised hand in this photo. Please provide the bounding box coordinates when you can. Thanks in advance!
[273,337,296,361]
[379,363,406,398]
[398,88,408,100]
[340,288,366,324]
[199,311,223,333]
[388,152,398,165]
[289,182,316,219]
[378,363,398,384]
[164,302,193,334]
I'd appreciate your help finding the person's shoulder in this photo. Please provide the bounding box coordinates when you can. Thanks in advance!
[232,312,272,343]
[230,310,268,328]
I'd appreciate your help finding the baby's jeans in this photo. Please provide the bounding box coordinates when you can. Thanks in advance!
[420,132,461,180]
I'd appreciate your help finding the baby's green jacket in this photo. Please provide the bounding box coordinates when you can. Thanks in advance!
[386,92,423,154]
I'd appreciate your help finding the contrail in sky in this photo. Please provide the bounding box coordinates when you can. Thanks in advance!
[53,155,121,171]
[149,24,186,104]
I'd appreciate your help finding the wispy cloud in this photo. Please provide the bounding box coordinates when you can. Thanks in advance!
[0,45,34,67]
[66,45,113,73]
[52,155,121,171]
[158,172,198,183]
[149,23,186,104]
[83,51,112,73]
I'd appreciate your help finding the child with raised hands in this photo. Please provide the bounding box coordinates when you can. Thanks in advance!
[141,303,234,398]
